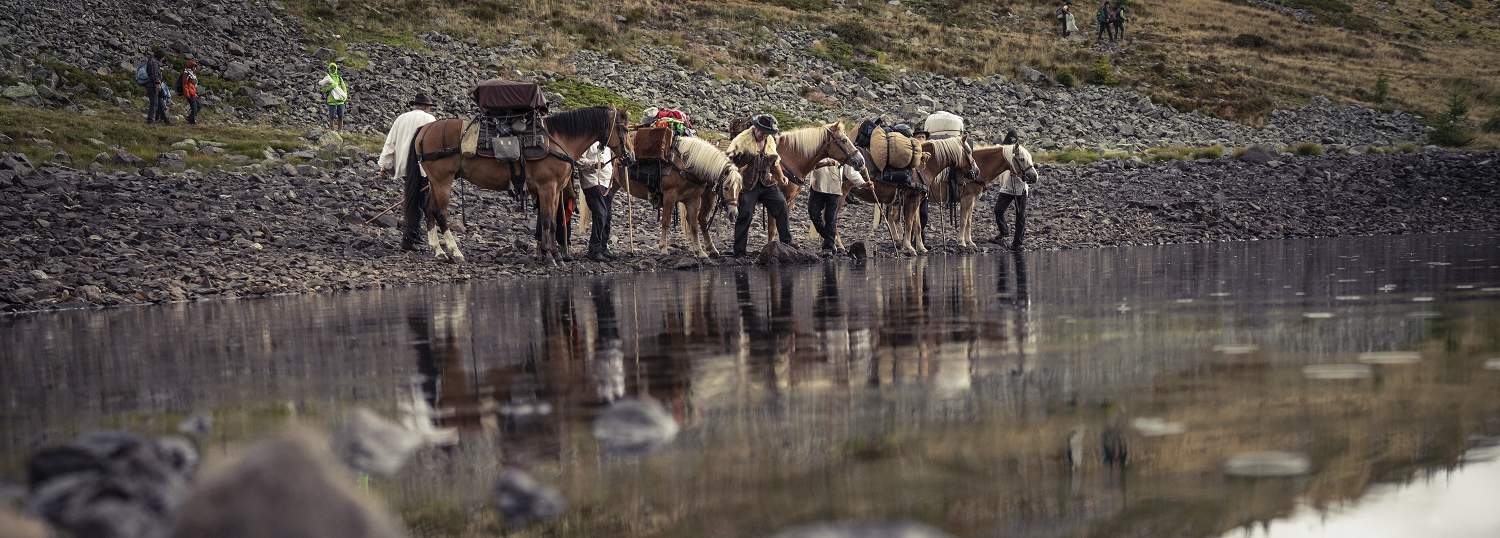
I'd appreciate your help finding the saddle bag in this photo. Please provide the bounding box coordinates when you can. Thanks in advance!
[635,126,675,163]
[877,168,913,187]
[493,136,522,161]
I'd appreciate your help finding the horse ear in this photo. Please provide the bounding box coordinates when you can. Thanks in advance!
[830,122,844,133]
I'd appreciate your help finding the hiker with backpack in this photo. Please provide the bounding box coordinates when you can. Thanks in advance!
[1112,1,1127,41]
[138,50,168,125]
[317,62,349,131]
[1095,1,1112,43]
[176,59,201,125]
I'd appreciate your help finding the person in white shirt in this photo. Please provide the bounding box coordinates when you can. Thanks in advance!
[577,142,615,261]
[992,129,1035,250]
[806,157,867,252]
[378,94,438,251]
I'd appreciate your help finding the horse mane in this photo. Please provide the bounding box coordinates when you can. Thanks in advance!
[776,123,840,159]
[925,138,968,168]
[676,136,734,181]
[544,106,615,139]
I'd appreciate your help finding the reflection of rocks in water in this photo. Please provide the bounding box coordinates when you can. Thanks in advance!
[592,398,680,456]
[1223,451,1312,477]
[493,468,567,529]
[1357,351,1422,365]
[26,431,197,538]
[1486,358,1500,371]
[171,429,405,538]
[1303,364,1374,380]
[1131,417,1186,437]
[334,407,424,476]
[768,521,956,538]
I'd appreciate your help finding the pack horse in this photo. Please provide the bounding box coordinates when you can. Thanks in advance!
[412,79,635,264]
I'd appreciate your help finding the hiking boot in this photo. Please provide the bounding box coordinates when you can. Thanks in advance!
[989,235,1008,245]
[588,250,609,262]
[400,240,423,252]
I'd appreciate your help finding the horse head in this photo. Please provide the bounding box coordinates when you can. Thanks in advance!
[960,136,980,182]
[608,106,636,167]
[1009,141,1040,184]
[720,164,743,222]
[824,122,865,170]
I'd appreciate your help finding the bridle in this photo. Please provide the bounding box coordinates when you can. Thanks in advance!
[1004,144,1036,178]
[599,107,636,167]
[815,125,863,167]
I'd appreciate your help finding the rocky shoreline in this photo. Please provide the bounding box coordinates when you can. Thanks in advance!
[3,148,1497,314]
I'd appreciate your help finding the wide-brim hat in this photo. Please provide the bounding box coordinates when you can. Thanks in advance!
[409,93,438,107]
[751,114,780,134]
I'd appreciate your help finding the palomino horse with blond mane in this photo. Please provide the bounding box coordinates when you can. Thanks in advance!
[851,137,980,254]
[412,106,635,264]
[720,121,866,249]
[939,141,1039,248]
[618,134,742,258]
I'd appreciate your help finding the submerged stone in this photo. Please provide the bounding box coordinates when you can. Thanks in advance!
[493,468,567,528]
[1223,451,1312,478]
[1407,311,1442,319]
[769,521,956,538]
[1357,351,1422,365]
[592,398,680,456]
[1412,296,1435,302]
[1303,364,1374,380]
[171,429,405,538]
[1484,358,1500,371]
[1302,312,1335,319]
[26,431,197,538]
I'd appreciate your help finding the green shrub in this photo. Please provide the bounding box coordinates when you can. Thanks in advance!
[1231,34,1270,49]
[1192,145,1225,159]
[764,108,814,130]
[1397,143,1419,154]
[766,0,829,9]
[1085,60,1118,86]
[1057,72,1078,88]
[1374,74,1390,104]
[1428,93,1475,147]
[1293,142,1325,156]
[543,77,644,118]
[1483,113,1500,134]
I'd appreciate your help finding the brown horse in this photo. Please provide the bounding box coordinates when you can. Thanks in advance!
[735,123,865,247]
[618,134,742,258]
[948,143,1039,248]
[412,106,634,264]
[849,138,977,255]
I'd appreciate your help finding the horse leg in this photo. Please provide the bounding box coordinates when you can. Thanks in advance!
[430,184,464,263]
[427,182,450,261]
[961,193,977,248]
[683,196,709,258]
[905,198,922,255]
[657,192,675,255]
[535,184,559,264]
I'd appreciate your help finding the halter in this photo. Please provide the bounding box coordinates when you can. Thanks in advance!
[1004,144,1036,177]
[815,125,862,166]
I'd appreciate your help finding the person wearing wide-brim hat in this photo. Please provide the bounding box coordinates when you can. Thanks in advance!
[727,114,793,257]
[379,92,440,251]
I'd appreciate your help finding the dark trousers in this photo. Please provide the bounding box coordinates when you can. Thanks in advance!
[401,159,427,248]
[186,97,201,125]
[1112,22,1124,40]
[584,186,613,253]
[995,193,1027,248]
[808,191,840,250]
[1098,23,1110,41]
[733,183,792,255]
[146,88,168,124]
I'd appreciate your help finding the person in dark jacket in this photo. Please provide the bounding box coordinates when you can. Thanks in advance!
[1112,1,1127,41]
[144,49,167,125]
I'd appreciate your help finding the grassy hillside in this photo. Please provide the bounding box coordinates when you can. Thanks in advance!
[285,0,1500,146]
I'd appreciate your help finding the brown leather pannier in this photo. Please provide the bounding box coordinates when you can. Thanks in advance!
[470,79,547,113]
[634,126,675,162]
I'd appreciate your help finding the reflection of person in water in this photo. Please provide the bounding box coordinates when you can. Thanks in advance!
[812,263,854,385]
[997,252,1034,378]
[590,280,625,404]
[734,268,798,393]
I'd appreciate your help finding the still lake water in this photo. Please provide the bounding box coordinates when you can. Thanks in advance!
[3,233,1500,537]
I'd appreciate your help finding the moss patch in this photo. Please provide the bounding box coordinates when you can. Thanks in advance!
[542,77,644,118]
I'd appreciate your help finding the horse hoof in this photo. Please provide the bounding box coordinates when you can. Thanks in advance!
[449,254,465,264]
